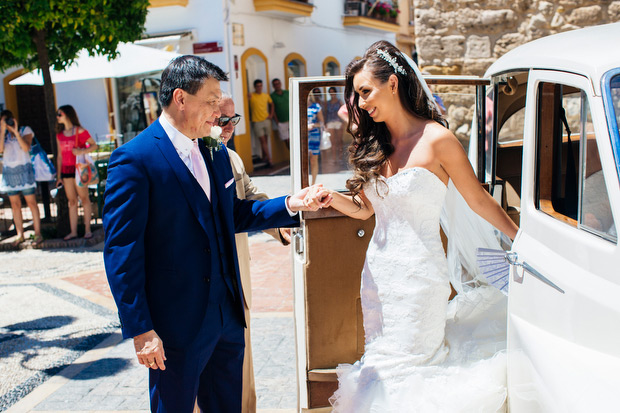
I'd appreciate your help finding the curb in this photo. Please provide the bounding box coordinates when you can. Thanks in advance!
[0,228,104,252]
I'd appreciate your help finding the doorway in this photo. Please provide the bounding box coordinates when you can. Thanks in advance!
[240,48,273,173]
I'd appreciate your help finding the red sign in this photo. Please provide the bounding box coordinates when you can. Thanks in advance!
[193,41,223,54]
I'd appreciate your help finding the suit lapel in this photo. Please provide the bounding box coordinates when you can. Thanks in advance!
[200,140,219,208]
[153,122,213,236]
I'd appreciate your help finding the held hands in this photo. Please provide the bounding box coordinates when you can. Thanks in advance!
[133,330,167,370]
[287,184,333,212]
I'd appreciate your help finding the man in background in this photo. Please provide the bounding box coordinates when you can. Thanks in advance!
[217,94,290,412]
[270,78,290,150]
[249,79,274,168]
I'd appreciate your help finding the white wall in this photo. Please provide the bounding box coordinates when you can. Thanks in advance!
[1,0,396,139]
[230,0,395,80]
[145,1,228,72]
[227,0,396,130]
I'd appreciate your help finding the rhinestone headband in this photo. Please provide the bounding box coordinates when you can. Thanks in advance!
[377,49,407,76]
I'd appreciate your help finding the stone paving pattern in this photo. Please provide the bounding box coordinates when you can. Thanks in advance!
[1,230,298,412]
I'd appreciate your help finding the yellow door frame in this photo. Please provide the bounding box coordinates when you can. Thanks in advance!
[239,48,269,173]
[2,69,27,118]
[322,56,340,76]
[284,52,307,87]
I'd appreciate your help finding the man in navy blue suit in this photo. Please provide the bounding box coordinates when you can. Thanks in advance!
[103,56,330,412]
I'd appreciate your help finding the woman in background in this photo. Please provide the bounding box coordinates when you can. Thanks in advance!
[55,105,98,240]
[0,110,42,246]
[325,87,344,169]
[307,88,325,185]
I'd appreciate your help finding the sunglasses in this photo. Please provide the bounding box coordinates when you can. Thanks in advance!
[217,114,241,127]
[56,112,63,117]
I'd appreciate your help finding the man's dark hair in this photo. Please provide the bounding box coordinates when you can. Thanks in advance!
[253,79,263,87]
[159,55,229,107]
[272,78,280,84]
[0,109,13,120]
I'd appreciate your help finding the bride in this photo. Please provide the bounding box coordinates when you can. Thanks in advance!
[313,40,519,412]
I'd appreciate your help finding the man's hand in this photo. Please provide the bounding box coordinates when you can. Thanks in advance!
[133,330,167,370]
[278,228,292,245]
[287,184,333,212]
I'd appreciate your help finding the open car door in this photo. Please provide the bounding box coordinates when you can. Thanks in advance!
[289,76,492,411]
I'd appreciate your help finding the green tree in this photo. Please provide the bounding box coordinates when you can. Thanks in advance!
[0,0,149,235]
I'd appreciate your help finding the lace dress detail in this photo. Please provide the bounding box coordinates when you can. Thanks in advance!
[0,127,36,193]
[330,167,507,412]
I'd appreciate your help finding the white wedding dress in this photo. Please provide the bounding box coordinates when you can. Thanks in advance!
[330,167,508,412]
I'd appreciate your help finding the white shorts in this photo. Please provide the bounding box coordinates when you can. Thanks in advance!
[326,120,342,130]
[277,121,289,141]
[252,119,271,138]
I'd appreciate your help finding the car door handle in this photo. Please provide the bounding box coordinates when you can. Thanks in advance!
[506,252,565,294]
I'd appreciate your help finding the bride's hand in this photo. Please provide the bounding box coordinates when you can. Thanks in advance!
[304,184,333,210]
[288,184,333,212]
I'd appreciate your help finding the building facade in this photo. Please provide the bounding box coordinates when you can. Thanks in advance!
[1,0,401,172]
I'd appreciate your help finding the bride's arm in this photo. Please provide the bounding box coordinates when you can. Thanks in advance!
[435,132,519,240]
[327,189,375,220]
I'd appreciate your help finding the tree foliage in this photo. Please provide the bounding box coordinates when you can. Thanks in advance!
[0,0,149,234]
[0,0,149,72]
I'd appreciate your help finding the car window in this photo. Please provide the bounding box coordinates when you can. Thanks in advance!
[580,97,617,241]
[536,82,616,242]
[498,107,525,144]
[610,74,620,135]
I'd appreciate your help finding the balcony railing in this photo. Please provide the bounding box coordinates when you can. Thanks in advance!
[253,0,314,18]
[344,1,398,23]
[343,1,399,32]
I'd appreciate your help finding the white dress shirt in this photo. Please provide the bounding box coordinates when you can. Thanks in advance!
[160,114,296,215]
[159,114,211,192]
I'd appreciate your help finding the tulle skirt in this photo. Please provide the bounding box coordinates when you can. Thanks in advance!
[330,287,508,413]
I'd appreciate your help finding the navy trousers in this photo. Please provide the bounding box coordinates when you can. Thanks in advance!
[148,295,244,413]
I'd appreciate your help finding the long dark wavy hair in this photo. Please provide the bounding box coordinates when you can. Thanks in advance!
[56,105,82,133]
[344,40,446,203]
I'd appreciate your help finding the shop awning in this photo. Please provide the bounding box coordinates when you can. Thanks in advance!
[9,43,180,85]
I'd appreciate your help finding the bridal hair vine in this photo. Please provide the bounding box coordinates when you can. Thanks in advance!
[377,49,407,76]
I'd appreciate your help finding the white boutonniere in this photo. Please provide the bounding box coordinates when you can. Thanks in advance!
[203,126,223,160]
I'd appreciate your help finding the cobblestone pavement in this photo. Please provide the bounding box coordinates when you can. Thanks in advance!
[0,231,297,413]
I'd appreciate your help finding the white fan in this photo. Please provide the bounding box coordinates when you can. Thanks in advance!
[476,248,512,295]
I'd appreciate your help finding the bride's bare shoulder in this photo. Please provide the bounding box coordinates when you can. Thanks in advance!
[422,120,458,146]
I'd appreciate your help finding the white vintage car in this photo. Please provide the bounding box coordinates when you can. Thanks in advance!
[288,22,619,412]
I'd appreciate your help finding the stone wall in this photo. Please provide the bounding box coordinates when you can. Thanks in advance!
[414,0,619,144]
[415,0,620,76]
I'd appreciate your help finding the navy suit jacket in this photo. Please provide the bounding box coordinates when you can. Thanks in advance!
[103,119,298,349]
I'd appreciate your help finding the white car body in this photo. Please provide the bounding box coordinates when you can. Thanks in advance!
[482,22,620,412]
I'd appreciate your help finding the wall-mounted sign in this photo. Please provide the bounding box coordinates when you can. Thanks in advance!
[232,23,244,46]
[193,41,223,54]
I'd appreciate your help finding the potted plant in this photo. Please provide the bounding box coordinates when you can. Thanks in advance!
[367,1,398,23]
[389,1,400,21]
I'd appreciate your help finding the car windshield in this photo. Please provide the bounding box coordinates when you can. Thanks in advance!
[611,74,620,132]
[605,72,620,178]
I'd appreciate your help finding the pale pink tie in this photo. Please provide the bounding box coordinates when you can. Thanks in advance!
[190,140,211,201]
